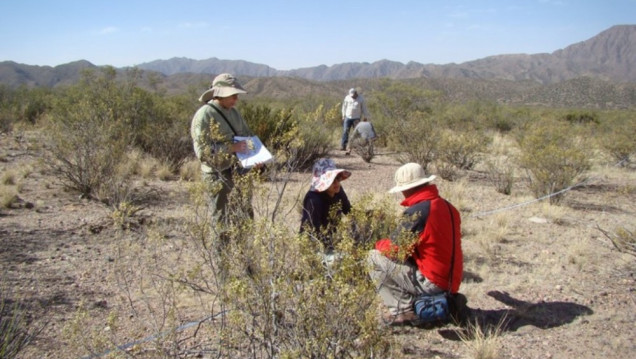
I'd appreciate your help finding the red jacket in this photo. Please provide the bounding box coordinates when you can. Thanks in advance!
[375,185,463,293]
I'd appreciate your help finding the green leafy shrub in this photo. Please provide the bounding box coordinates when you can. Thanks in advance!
[438,129,490,170]
[46,68,132,200]
[517,119,590,204]
[388,112,441,168]
[598,112,636,166]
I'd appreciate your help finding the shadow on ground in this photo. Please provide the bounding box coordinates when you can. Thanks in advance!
[438,290,594,341]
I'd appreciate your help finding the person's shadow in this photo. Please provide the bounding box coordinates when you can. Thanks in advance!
[439,290,593,340]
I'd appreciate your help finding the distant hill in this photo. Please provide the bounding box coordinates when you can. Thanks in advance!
[1,25,635,109]
[133,25,636,84]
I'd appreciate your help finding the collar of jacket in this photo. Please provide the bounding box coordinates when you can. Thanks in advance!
[400,184,439,207]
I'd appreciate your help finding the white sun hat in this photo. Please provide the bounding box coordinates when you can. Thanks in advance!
[388,163,436,193]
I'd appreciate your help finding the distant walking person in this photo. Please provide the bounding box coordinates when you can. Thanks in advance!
[341,88,369,151]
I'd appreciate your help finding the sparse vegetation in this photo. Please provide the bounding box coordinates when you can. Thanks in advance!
[516,118,591,204]
[1,73,635,358]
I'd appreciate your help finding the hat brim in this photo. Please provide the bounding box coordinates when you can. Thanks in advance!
[311,169,351,192]
[388,175,436,193]
[198,87,247,103]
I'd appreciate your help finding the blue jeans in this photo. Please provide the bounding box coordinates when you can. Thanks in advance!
[341,118,359,149]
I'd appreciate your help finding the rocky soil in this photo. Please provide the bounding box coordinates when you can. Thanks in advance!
[1,131,634,358]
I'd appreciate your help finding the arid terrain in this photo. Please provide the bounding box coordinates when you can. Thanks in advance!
[1,130,634,359]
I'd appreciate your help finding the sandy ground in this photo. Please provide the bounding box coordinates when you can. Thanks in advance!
[1,131,635,358]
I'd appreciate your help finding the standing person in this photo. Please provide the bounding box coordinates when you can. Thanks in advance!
[190,73,256,225]
[340,88,369,151]
[300,158,352,252]
[367,163,463,326]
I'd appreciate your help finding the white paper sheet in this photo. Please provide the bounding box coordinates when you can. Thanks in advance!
[233,136,274,168]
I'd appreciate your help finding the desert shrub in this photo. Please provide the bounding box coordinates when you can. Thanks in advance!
[97,165,398,358]
[562,110,600,125]
[597,112,636,166]
[286,105,334,170]
[241,102,333,171]
[597,225,635,256]
[437,129,490,170]
[371,80,440,148]
[388,112,441,168]
[241,102,297,153]
[137,93,193,171]
[45,68,132,200]
[179,158,201,182]
[0,85,52,133]
[435,160,460,181]
[485,157,515,195]
[517,118,590,204]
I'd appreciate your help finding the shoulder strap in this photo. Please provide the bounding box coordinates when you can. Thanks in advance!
[207,103,238,135]
[445,200,456,295]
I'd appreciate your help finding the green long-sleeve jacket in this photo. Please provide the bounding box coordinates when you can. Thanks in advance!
[190,101,253,173]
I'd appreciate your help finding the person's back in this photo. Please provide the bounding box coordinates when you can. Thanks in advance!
[353,120,376,140]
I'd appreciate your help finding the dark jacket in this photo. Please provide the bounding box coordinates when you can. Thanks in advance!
[300,188,351,249]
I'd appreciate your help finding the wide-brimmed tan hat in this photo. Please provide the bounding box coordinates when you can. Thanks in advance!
[388,163,436,193]
[310,158,351,192]
[198,73,247,103]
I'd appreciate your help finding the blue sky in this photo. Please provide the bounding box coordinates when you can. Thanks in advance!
[1,0,634,70]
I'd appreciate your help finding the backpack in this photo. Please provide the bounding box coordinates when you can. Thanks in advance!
[414,292,469,325]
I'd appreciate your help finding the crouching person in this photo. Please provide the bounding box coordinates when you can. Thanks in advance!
[368,163,464,326]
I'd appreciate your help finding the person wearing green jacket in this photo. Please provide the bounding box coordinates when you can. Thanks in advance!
[190,73,255,225]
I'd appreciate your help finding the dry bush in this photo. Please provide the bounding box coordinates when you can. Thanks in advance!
[539,202,568,225]
[440,177,470,213]
[437,129,490,171]
[1,170,17,186]
[517,118,591,205]
[458,316,505,359]
[390,113,441,168]
[484,158,515,195]
[179,158,201,182]
[598,113,636,166]
[471,214,510,260]
[46,90,131,199]
[76,166,397,358]
[1,287,44,358]
[155,162,173,181]
[597,225,636,257]
[1,169,26,208]
[0,185,18,209]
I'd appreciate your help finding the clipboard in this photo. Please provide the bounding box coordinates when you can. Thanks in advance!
[233,136,274,168]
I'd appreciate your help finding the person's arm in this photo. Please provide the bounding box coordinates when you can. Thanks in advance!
[341,97,348,120]
[338,188,352,215]
[301,192,327,233]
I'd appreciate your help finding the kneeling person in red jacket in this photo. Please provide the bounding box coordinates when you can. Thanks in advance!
[368,163,463,326]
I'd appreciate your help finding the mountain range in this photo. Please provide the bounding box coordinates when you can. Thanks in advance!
[134,25,636,84]
[1,25,635,109]
[1,25,635,89]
